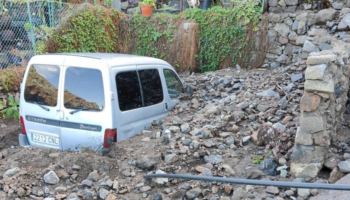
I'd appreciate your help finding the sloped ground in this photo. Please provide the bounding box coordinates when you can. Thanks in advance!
[0,64,349,200]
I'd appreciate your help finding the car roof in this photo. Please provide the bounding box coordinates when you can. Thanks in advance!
[44,53,171,67]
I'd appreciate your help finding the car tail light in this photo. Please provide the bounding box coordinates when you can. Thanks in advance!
[104,128,117,148]
[20,116,27,134]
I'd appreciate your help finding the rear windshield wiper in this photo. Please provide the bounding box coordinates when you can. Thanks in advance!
[69,107,101,115]
[29,101,50,111]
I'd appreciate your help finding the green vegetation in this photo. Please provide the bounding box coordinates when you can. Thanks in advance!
[52,7,121,53]
[139,0,156,6]
[1,70,17,92]
[4,95,19,121]
[253,156,264,164]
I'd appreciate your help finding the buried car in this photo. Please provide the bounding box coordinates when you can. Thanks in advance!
[18,53,192,151]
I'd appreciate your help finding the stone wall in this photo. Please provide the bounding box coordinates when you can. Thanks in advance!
[290,44,350,178]
[264,3,350,69]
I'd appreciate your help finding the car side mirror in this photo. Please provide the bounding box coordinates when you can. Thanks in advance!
[183,85,194,96]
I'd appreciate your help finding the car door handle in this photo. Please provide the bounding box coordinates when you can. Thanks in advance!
[164,103,169,111]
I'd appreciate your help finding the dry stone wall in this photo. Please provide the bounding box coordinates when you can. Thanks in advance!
[290,44,350,178]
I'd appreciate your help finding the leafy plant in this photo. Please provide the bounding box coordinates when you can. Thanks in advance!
[24,22,31,32]
[253,156,264,164]
[5,95,20,121]
[0,100,4,110]
[1,70,17,92]
[139,0,156,7]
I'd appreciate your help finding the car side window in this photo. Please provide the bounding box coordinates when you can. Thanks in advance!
[116,71,142,111]
[24,64,60,107]
[64,67,105,110]
[163,69,183,99]
[138,69,163,106]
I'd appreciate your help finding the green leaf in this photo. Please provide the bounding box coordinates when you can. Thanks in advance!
[5,108,12,119]
[13,110,19,121]
[8,95,14,105]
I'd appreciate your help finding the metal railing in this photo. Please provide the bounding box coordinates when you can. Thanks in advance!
[0,0,82,69]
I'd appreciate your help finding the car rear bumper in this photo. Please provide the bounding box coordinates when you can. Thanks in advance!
[18,133,31,147]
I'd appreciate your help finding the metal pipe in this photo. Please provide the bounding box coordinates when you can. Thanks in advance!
[144,174,350,191]
[26,0,36,53]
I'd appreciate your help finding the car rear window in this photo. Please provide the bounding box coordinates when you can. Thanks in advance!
[64,67,105,110]
[24,64,60,107]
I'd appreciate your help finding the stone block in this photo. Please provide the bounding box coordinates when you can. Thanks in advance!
[313,131,331,146]
[300,114,324,133]
[296,35,308,46]
[305,64,327,80]
[268,13,280,23]
[290,163,323,178]
[269,0,278,7]
[304,79,334,94]
[284,0,298,6]
[290,145,327,164]
[274,23,290,37]
[295,127,313,145]
[300,93,321,112]
[303,40,319,52]
[338,13,350,31]
[315,9,336,25]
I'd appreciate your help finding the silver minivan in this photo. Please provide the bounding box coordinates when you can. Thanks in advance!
[18,53,189,151]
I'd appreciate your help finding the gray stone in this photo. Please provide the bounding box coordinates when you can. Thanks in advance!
[296,35,308,46]
[257,87,280,97]
[44,171,60,185]
[273,122,286,133]
[318,43,332,51]
[274,23,290,37]
[305,64,326,80]
[306,54,337,65]
[87,170,99,182]
[285,6,297,13]
[55,186,67,193]
[121,2,128,10]
[269,0,278,7]
[186,187,202,199]
[304,79,334,94]
[326,21,335,28]
[202,167,213,176]
[269,43,283,55]
[3,167,20,178]
[231,187,247,200]
[324,156,341,170]
[310,174,350,200]
[344,153,350,160]
[205,106,221,116]
[279,158,287,165]
[295,128,313,145]
[292,20,299,31]
[268,30,277,43]
[99,188,109,199]
[81,179,93,187]
[270,62,280,68]
[298,188,311,199]
[338,161,350,173]
[338,13,350,31]
[140,186,152,192]
[297,21,306,34]
[266,186,279,194]
[181,123,190,133]
[288,31,297,40]
[269,7,283,13]
[299,114,324,133]
[303,40,319,52]
[276,54,288,63]
[136,156,160,170]
[333,2,344,10]
[285,190,294,196]
[284,0,297,5]
[266,53,279,60]
[258,158,278,176]
[284,43,295,55]
[291,163,322,178]
[164,153,178,163]
[204,155,223,164]
[291,73,303,82]
[291,145,326,165]
[257,104,270,112]
[315,9,336,25]
[296,13,308,22]
[278,0,286,7]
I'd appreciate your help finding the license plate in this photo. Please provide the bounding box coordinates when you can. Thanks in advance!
[33,134,59,145]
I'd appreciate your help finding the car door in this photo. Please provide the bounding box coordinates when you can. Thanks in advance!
[59,57,111,151]
[21,55,64,150]
[114,66,166,141]
[161,67,184,110]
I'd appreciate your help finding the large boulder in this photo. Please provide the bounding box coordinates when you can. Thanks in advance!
[315,9,336,25]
